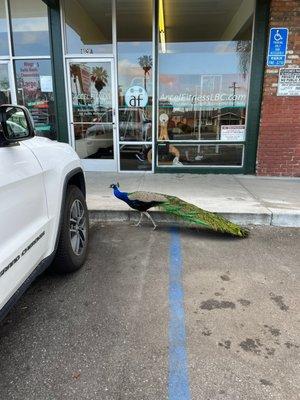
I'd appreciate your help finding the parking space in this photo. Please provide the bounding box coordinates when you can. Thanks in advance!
[0,224,299,400]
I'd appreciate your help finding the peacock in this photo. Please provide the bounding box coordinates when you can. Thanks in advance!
[110,183,249,238]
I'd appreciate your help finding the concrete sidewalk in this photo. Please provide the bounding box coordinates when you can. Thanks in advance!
[86,172,300,227]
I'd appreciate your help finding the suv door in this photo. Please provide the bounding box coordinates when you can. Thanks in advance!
[0,141,49,310]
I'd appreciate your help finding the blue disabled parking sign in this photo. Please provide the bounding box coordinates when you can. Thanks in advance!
[267,28,289,67]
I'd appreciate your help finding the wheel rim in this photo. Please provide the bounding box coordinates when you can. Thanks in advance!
[69,199,87,256]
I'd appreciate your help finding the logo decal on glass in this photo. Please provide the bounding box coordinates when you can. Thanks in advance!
[125,86,148,108]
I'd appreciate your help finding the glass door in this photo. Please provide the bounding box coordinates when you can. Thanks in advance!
[67,59,117,171]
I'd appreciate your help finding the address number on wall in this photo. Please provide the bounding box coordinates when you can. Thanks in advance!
[80,48,93,54]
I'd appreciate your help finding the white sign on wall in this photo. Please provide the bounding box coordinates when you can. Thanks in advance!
[277,68,300,96]
[220,125,245,141]
[125,86,148,108]
[40,75,53,92]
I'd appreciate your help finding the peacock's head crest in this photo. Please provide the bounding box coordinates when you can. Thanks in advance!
[109,182,120,189]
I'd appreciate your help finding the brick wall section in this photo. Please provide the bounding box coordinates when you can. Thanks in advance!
[256,0,300,176]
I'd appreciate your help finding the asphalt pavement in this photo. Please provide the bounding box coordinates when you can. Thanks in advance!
[0,223,299,400]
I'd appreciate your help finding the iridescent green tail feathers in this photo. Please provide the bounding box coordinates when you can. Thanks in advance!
[123,188,249,237]
[158,194,249,238]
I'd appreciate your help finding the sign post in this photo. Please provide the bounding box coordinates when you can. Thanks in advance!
[267,28,288,67]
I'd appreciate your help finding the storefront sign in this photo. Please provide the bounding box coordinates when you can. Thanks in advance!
[220,125,245,141]
[159,92,246,108]
[20,62,39,95]
[125,86,148,108]
[267,28,288,67]
[277,68,300,96]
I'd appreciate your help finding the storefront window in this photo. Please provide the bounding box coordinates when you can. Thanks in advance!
[68,61,114,160]
[157,144,243,167]
[15,60,57,139]
[0,64,11,104]
[120,144,152,171]
[9,0,50,56]
[157,0,254,167]
[117,0,153,171]
[0,1,9,56]
[63,0,112,55]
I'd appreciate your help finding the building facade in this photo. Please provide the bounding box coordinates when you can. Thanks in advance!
[0,0,299,176]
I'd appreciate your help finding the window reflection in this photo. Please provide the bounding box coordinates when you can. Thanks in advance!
[75,123,114,160]
[158,0,254,152]
[5,106,29,140]
[9,0,50,56]
[0,1,9,55]
[63,0,112,54]
[70,62,112,122]
[157,144,243,167]
[120,144,152,171]
[69,62,114,160]
[15,60,56,139]
[0,64,11,104]
[117,0,153,142]
[119,107,152,141]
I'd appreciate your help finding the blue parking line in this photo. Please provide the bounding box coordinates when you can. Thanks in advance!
[168,227,191,400]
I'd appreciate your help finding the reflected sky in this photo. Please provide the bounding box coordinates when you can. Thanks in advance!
[65,25,112,54]
[10,16,50,55]
[0,5,9,55]
[160,41,248,75]
[118,42,152,91]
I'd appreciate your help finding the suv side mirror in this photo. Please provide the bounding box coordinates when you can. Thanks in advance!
[0,105,35,146]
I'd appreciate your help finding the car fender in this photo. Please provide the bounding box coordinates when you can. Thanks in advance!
[23,137,85,257]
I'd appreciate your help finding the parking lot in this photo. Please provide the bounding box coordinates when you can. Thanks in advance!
[0,223,299,400]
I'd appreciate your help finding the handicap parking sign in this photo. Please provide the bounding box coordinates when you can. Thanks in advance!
[267,28,289,67]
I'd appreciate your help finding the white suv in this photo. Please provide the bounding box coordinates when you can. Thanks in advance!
[0,105,89,321]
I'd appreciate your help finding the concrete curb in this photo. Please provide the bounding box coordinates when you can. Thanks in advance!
[88,209,300,227]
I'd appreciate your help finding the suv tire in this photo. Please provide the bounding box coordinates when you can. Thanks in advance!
[52,185,89,273]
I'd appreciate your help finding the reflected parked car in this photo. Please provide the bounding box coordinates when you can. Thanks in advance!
[75,107,152,159]
[97,108,152,141]
[75,123,113,159]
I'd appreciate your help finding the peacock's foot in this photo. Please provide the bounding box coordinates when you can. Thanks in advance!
[131,222,142,227]
[131,212,143,227]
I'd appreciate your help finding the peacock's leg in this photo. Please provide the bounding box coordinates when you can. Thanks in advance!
[144,211,157,230]
[132,212,143,227]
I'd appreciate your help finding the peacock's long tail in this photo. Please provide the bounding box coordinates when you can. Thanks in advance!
[158,195,249,238]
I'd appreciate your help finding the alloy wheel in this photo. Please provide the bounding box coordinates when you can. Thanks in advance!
[69,199,87,256]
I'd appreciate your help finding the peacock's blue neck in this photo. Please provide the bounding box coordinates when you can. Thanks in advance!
[113,187,128,202]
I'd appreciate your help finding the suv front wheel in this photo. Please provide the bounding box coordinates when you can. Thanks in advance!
[52,185,89,273]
